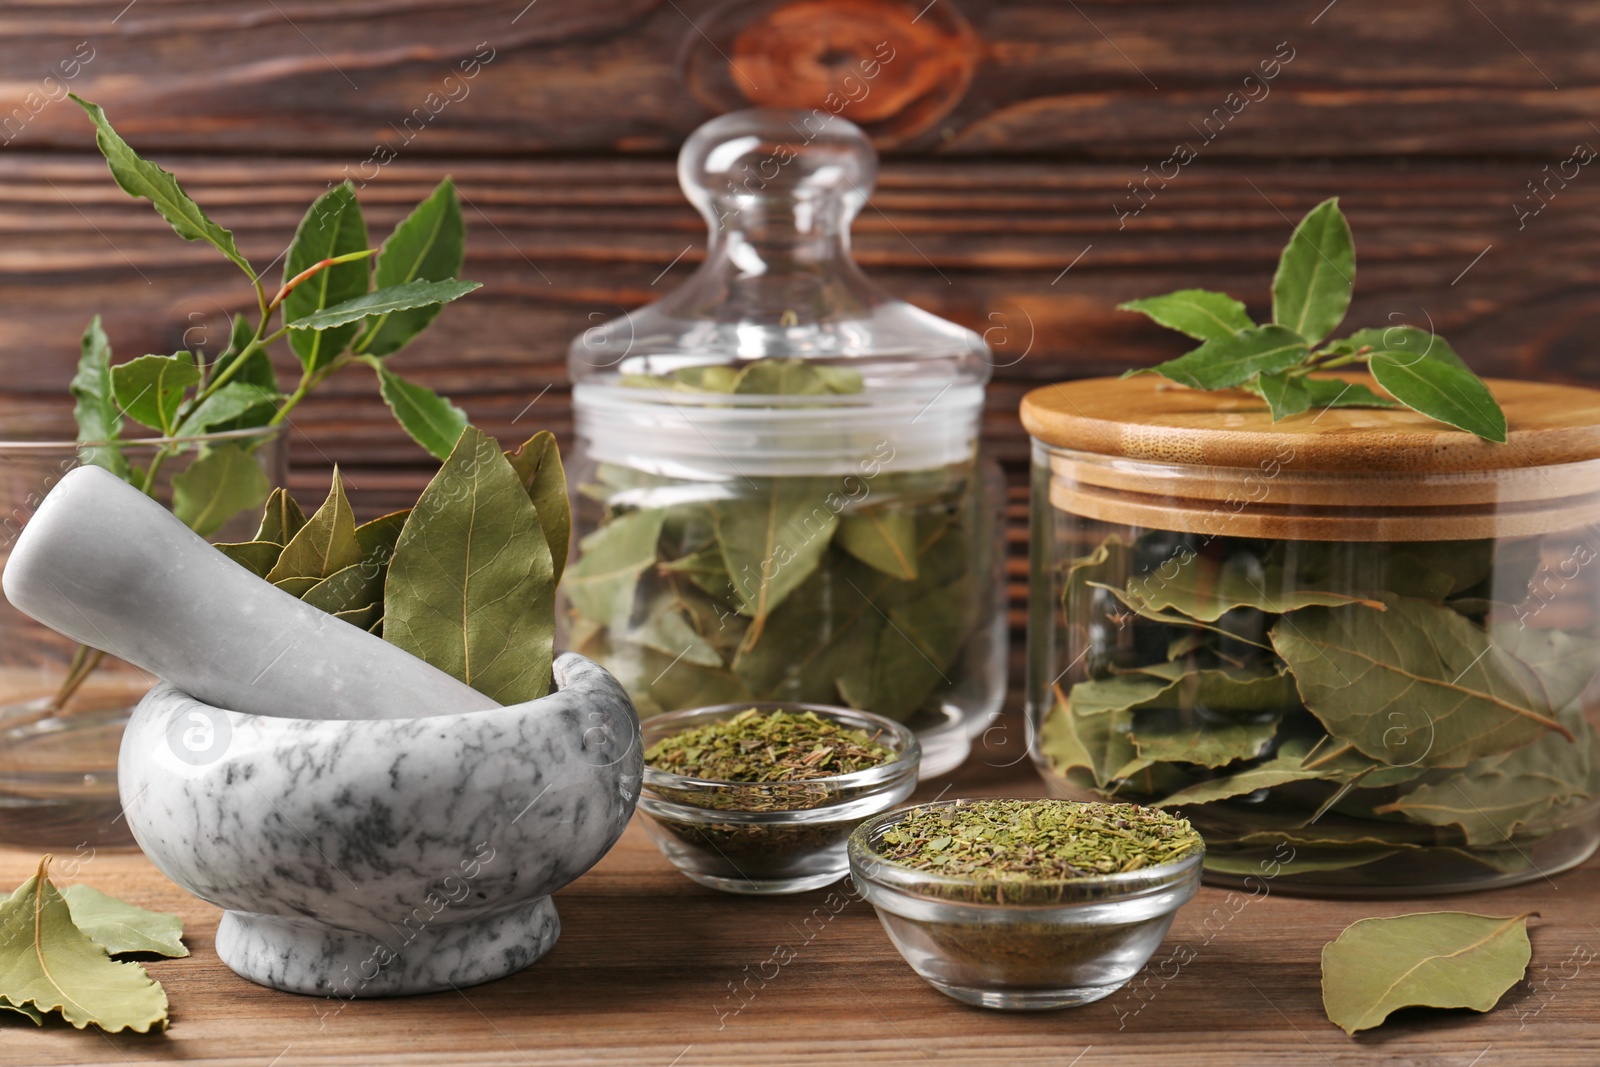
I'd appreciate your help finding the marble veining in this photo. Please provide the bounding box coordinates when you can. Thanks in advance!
[120,653,642,996]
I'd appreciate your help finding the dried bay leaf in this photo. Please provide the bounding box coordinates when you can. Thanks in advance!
[1125,550,1383,622]
[384,427,555,704]
[709,478,838,645]
[858,577,972,718]
[354,510,408,561]
[660,544,737,603]
[60,885,188,959]
[1492,623,1600,711]
[266,470,362,584]
[215,540,282,578]
[0,859,168,1033]
[1131,716,1277,768]
[836,508,919,580]
[1375,704,1594,845]
[1321,911,1533,1034]
[301,560,384,618]
[565,509,667,624]
[254,487,306,546]
[1154,737,1332,807]
[507,431,570,585]
[1271,594,1569,768]
[619,594,724,669]
[1,996,43,1024]
[1069,668,1296,720]
[1202,848,1400,878]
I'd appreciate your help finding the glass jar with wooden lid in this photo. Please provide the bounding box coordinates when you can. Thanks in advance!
[1022,373,1600,894]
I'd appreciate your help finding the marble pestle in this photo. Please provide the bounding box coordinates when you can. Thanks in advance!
[1,464,496,720]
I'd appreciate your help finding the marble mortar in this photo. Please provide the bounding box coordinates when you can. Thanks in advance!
[3,464,643,994]
[122,653,641,996]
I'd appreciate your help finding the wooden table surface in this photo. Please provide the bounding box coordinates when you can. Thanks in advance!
[3,710,1598,1067]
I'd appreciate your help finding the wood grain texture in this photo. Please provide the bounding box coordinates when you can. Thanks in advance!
[0,1,1594,157]
[2,712,1597,1066]
[5,149,1599,623]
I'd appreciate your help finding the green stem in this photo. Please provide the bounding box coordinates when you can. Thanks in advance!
[46,645,105,712]
[268,354,346,427]
[139,442,178,499]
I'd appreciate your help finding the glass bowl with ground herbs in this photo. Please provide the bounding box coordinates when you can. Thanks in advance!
[640,703,920,894]
[848,798,1203,1010]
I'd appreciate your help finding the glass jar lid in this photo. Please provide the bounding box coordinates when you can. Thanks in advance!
[570,108,989,385]
[570,108,991,479]
[1022,375,1600,539]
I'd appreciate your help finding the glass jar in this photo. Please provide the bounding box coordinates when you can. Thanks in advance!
[1023,374,1600,894]
[0,400,285,847]
[565,108,1005,777]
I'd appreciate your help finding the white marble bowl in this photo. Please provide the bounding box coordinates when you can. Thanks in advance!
[119,652,641,997]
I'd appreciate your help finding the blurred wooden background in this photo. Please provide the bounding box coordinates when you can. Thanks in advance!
[1,0,1596,628]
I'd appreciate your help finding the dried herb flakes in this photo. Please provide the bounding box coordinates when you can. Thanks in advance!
[645,708,896,783]
[875,800,1201,881]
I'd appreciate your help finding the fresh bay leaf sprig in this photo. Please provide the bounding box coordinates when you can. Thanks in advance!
[46,98,482,713]
[67,95,480,537]
[220,428,569,704]
[1121,197,1508,441]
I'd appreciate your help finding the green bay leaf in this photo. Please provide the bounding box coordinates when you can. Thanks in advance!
[1321,911,1532,1035]
[1137,324,1309,391]
[357,178,466,357]
[70,315,127,478]
[109,352,199,435]
[1369,349,1507,442]
[288,278,480,333]
[1253,370,1311,420]
[175,382,278,436]
[284,181,370,371]
[363,356,468,461]
[384,426,556,703]
[1272,197,1354,344]
[170,442,272,538]
[1117,288,1254,341]
[1300,375,1398,409]
[71,95,253,279]
[211,313,277,392]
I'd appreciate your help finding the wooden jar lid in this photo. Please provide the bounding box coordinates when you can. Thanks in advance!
[1019,375,1600,540]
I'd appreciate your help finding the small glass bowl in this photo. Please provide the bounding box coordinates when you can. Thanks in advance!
[638,702,921,894]
[847,799,1204,1010]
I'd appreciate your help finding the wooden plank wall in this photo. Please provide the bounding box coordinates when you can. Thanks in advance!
[2,0,1596,627]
